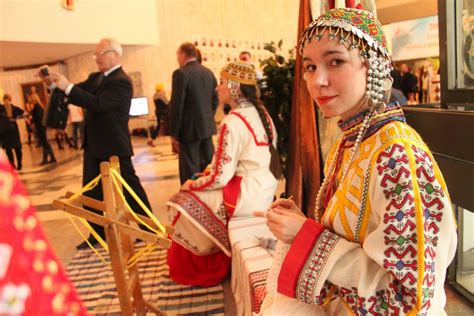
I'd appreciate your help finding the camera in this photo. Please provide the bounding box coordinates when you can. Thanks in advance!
[40,67,49,77]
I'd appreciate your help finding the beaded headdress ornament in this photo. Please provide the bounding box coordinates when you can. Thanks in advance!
[300,7,393,110]
[220,61,257,100]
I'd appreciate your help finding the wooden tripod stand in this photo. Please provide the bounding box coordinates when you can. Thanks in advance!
[53,156,174,315]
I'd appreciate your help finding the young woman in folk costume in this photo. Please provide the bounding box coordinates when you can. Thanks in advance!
[167,62,280,287]
[257,7,457,315]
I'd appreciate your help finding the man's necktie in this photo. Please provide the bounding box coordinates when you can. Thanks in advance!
[93,73,104,92]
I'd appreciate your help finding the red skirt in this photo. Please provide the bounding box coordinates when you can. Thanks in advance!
[167,241,231,287]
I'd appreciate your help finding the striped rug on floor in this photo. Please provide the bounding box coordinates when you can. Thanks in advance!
[66,243,224,315]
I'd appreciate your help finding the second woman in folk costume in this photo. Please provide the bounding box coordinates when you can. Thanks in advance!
[167,62,279,287]
[257,7,457,315]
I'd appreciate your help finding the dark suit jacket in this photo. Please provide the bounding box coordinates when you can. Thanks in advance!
[169,60,218,143]
[67,66,133,159]
[0,104,24,148]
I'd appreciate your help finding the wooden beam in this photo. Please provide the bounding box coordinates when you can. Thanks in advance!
[123,213,175,235]
[57,157,168,316]
[100,161,133,315]
[127,269,139,294]
[65,192,175,234]
[144,301,166,316]
[53,200,171,248]
[53,199,109,226]
[65,192,106,212]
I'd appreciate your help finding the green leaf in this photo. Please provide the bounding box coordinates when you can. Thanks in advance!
[258,39,295,177]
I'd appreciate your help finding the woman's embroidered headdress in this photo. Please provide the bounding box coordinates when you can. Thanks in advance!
[220,61,257,85]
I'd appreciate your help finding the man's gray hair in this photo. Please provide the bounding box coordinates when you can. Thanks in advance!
[101,38,123,56]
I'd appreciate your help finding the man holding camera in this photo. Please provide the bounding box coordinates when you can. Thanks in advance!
[38,38,153,249]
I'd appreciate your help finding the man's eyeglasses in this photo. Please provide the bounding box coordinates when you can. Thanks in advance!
[93,49,115,59]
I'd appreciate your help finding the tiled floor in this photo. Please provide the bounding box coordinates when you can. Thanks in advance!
[13,136,474,315]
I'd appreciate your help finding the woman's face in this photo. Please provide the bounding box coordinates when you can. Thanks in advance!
[302,31,368,120]
[217,77,231,104]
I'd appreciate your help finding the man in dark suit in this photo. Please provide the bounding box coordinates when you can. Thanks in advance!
[39,38,153,249]
[170,42,218,184]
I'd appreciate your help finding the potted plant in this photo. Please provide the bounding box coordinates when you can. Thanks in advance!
[259,40,295,175]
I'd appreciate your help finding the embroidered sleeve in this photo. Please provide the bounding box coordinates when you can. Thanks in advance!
[190,119,242,191]
[276,142,457,315]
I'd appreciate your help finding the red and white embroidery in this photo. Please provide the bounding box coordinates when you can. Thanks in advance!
[296,230,340,304]
[336,143,443,315]
[412,145,444,311]
[190,124,232,190]
[249,269,269,313]
[230,111,272,147]
[168,191,231,252]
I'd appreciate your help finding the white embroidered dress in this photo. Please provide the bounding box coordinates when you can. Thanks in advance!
[260,107,457,315]
[167,105,278,257]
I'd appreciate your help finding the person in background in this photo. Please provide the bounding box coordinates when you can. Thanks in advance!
[54,128,74,150]
[239,51,252,63]
[38,38,153,249]
[24,101,36,146]
[68,104,84,149]
[257,7,457,315]
[400,63,418,105]
[147,83,169,148]
[169,42,218,184]
[0,94,24,170]
[390,87,408,105]
[239,51,263,81]
[29,93,56,165]
[390,63,403,91]
[167,62,279,287]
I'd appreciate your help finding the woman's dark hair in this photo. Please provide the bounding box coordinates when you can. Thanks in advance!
[240,84,283,179]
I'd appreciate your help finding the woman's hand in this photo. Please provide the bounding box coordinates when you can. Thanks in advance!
[180,179,194,191]
[271,198,305,217]
[254,207,307,244]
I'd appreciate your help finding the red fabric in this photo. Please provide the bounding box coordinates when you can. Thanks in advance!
[277,219,325,298]
[0,155,87,315]
[346,0,356,8]
[167,242,231,287]
[223,175,242,219]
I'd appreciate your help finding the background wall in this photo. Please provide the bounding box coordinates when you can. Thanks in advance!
[0,64,67,109]
[0,0,299,142]
[0,0,159,45]
[65,0,299,121]
[0,64,68,142]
